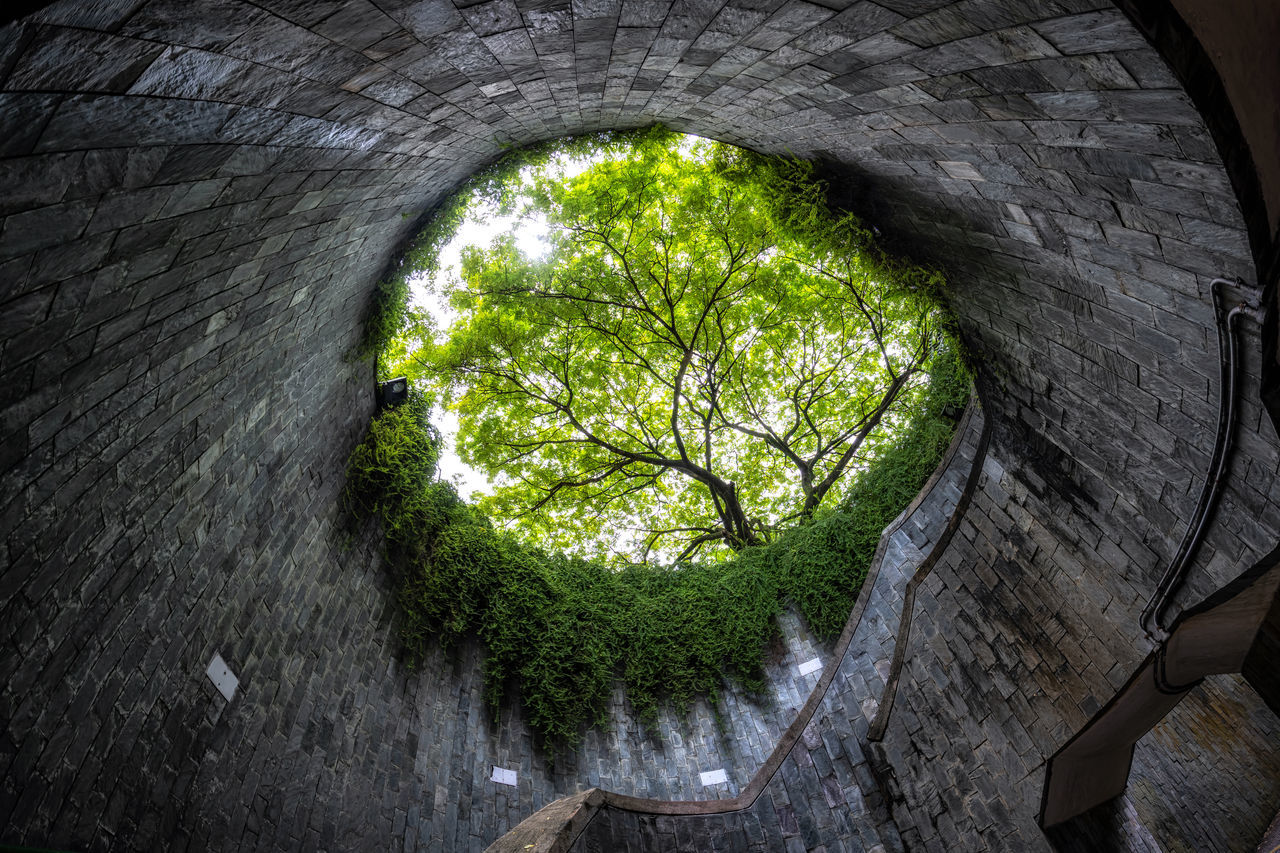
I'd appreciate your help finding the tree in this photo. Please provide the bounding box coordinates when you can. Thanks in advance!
[398,130,947,562]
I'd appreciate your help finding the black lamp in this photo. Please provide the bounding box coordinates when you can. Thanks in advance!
[378,376,409,408]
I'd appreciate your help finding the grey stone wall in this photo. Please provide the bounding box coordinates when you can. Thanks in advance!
[536,606,833,803]
[870,444,1280,851]
[571,440,1280,853]
[2,0,1278,851]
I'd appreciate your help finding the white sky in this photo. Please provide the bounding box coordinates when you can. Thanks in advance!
[401,138,723,562]
[404,151,615,499]
[405,179,559,499]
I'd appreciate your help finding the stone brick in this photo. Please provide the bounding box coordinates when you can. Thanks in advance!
[4,3,1280,853]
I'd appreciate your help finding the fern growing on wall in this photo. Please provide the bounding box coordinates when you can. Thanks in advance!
[343,348,969,744]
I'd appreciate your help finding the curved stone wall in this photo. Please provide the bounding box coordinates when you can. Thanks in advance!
[2,0,1278,851]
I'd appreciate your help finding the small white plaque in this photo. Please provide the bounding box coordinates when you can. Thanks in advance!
[206,652,238,701]
[699,768,728,786]
[798,657,823,676]
[491,766,517,787]
[937,160,984,181]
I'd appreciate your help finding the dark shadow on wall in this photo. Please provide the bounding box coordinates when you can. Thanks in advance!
[1117,0,1271,265]
[1043,798,1159,853]
[1,0,56,27]
[996,414,1102,519]
[1115,0,1280,434]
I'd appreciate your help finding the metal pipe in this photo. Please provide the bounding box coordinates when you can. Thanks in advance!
[1140,277,1263,641]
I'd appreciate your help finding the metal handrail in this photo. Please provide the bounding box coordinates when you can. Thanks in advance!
[1140,277,1264,641]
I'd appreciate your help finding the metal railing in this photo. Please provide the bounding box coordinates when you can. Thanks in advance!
[1140,277,1264,641]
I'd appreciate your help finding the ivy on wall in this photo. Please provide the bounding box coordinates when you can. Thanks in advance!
[345,127,971,744]
[343,350,969,744]
[350,128,662,371]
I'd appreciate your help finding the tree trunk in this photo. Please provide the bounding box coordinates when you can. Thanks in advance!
[713,480,759,551]
[800,371,913,518]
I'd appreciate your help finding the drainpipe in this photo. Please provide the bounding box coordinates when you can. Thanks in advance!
[1140,277,1265,642]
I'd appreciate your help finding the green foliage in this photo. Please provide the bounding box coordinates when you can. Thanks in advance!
[400,128,949,561]
[350,273,411,368]
[352,127,667,375]
[343,346,970,745]
[780,346,969,638]
[711,146,947,304]
[344,127,973,746]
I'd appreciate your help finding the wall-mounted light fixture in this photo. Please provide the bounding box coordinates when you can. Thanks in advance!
[378,377,409,409]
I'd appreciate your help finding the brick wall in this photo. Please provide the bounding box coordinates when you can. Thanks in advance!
[2,0,1277,850]
[570,434,1280,852]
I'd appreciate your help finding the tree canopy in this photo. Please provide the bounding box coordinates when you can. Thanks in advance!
[351,127,969,742]
[389,128,950,563]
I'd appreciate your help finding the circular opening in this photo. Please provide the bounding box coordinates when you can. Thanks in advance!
[346,126,970,743]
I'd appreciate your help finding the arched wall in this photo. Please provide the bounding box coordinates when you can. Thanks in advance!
[1,0,1277,850]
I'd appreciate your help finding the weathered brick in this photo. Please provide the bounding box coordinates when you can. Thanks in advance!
[4,4,1280,853]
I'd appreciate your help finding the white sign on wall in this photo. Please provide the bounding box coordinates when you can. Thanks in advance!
[206,652,239,701]
[699,768,728,786]
[798,657,823,676]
